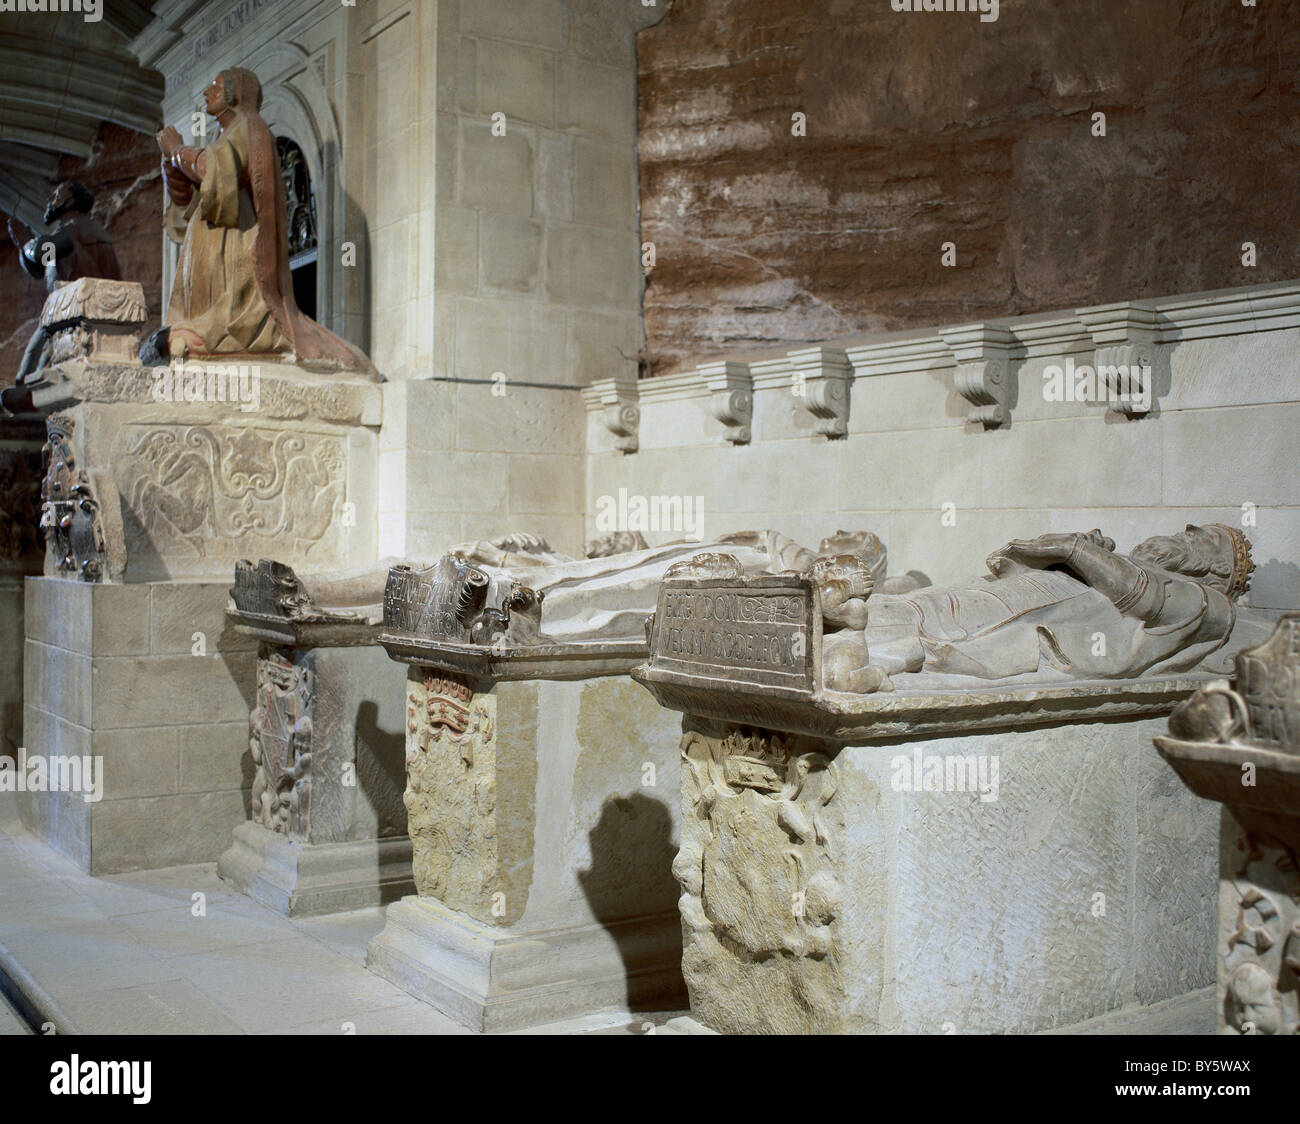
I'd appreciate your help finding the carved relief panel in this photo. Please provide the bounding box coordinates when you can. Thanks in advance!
[250,648,314,839]
[674,723,845,1032]
[40,414,108,581]
[1220,816,1300,1036]
[404,669,503,922]
[115,423,345,567]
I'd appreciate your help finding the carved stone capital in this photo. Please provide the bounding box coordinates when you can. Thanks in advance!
[1076,301,1162,418]
[700,360,753,445]
[787,346,852,439]
[594,376,639,454]
[939,323,1016,429]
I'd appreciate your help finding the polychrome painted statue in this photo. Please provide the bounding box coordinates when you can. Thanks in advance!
[821,524,1269,693]
[157,67,368,368]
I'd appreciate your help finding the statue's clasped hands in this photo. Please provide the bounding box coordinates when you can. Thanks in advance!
[987,529,1115,576]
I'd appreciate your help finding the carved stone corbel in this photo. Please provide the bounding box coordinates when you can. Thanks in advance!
[939,323,1017,429]
[597,377,639,453]
[1076,301,1162,418]
[700,360,753,445]
[787,346,852,439]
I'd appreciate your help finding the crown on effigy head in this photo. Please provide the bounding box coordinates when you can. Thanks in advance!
[1206,524,1255,599]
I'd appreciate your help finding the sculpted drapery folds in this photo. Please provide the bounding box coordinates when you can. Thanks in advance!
[157,67,368,369]
[821,523,1263,692]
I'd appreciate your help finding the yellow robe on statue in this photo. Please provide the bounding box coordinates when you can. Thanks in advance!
[165,115,289,355]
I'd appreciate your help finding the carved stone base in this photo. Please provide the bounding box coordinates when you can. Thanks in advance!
[366,897,683,1033]
[32,360,380,582]
[676,714,1218,1034]
[217,822,414,916]
[365,672,688,1030]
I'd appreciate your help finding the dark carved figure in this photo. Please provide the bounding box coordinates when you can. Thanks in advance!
[6,180,122,384]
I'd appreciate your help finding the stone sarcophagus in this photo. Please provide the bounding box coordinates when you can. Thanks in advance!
[634,527,1274,1034]
[217,559,412,916]
[1155,613,1300,1036]
[364,551,687,1033]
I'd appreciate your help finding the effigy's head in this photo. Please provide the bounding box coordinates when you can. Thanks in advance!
[43,181,93,225]
[816,529,887,584]
[1130,524,1254,600]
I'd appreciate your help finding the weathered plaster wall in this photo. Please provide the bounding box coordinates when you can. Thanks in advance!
[637,0,1300,375]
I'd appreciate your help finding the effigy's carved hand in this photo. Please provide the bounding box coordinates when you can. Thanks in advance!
[988,529,1114,576]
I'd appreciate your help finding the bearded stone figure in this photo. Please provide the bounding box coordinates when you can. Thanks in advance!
[156,68,369,368]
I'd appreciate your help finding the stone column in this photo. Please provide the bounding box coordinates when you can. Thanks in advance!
[1155,612,1300,1036]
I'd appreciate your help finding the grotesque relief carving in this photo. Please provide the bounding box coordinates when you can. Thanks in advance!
[117,425,343,557]
[39,414,107,581]
[1221,831,1300,1035]
[673,724,845,1032]
[403,669,502,919]
[250,649,314,838]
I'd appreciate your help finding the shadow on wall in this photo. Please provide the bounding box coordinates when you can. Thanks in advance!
[578,791,686,1012]
[355,698,407,839]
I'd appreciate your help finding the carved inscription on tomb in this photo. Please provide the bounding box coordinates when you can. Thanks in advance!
[403,669,506,921]
[250,649,314,839]
[673,724,846,1033]
[384,556,491,641]
[1234,615,1300,753]
[116,425,344,560]
[651,575,818,694]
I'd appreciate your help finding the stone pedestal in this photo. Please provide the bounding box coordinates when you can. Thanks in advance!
[632,571,1230,1034]
[1155,613,1300,1036]
[16,291,383,874]
[33,356,380,583]
[657,712,1214,1035]
[217,561,413,915]
[19,577,255,873]
[365,580,686,1030]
